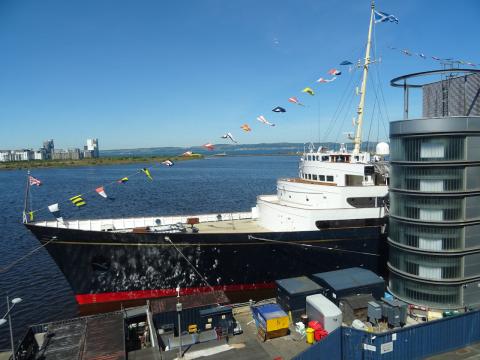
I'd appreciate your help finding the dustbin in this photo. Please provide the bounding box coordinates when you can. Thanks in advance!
[306,327,314,344]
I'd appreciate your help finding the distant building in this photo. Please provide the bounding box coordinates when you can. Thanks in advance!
[43,139,54,160]
[86,138,99,158]
[33,149,45,160]
[52,148,82,160]
[0,151,12,162]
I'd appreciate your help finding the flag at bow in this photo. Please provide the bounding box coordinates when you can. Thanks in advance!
[70,195,86,207]
[96,186,108,198]
[48,203,63,222]
[161,159,174,167]
[142,168,153,181]
[29,175,42,186]
[374,10,399,24]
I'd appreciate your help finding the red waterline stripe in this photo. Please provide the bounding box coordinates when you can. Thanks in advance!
[75,282,277,305]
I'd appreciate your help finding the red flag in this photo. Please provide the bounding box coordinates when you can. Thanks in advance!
[203,143,215,150]
[96,186,108,198]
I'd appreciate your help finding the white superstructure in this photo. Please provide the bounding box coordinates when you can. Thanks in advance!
[256,144,389,231]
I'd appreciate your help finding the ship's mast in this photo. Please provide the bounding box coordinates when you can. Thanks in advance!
[353,1,375,155]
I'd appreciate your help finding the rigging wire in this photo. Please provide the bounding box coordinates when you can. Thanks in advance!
[164,236,216,293]
[0,237,57,273]
[247,235,381,257]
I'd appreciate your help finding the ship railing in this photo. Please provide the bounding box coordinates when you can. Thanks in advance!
[33,211,254,231]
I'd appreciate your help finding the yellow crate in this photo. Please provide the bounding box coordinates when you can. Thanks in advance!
[263,314,289,332]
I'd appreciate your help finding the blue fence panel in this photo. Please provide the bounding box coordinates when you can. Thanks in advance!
[342,310,480,360]
[294,327,342,360]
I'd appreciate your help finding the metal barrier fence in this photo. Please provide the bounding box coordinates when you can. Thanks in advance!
[295,309,480,360]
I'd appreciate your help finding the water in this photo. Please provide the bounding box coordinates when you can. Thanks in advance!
[0,155,297,348]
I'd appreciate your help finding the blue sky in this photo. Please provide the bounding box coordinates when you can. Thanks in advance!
[0,0,478,150]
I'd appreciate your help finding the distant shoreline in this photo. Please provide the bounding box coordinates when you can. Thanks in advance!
[0,155,202,170]
[0,153,299,170]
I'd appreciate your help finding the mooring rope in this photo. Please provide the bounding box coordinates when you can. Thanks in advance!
[0,237,57,273]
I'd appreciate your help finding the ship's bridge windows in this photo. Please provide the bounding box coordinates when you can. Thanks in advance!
[316,155,320,161]
[319,175,325,181]
[322,156,329,161]
[327,175,334,182]
[312,175,318,181]
[308,174,312,180]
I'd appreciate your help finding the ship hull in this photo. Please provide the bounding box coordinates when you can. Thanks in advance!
[25,222,387,305]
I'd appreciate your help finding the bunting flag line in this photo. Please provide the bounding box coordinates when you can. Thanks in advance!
[221,132,237,143]
[317,77,337,83]
[374,10,399,24]
[257,115,275,127]
[241,124,252,132]
[29,175,42,186]
[142,168,153,181]
[203,143,215,150]
[48,203,63,222]
[388,46,477,67]
[118,177,129,184]
[96,186,108,198]
[70,195,86,207]
[181,151,193,156]
[288,97,304,106]
[302,87,315,96]
[161,160,174,167]
[272,106,286,113]
[340,60,353,65]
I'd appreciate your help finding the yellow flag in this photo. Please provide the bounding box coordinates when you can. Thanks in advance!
[302,87,314,96]
[142,168,153,181]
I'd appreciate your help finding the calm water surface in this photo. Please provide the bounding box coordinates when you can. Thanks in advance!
[0,155,297,348]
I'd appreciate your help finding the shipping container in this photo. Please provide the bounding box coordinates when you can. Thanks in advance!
[276,276,324,320]
[252,304,289,332]
[199,305,234,332]
[150,291,229,335]
[310,267,384,304]
[306,294,342,333]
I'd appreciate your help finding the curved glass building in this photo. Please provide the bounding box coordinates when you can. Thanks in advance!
[388,70,480,309]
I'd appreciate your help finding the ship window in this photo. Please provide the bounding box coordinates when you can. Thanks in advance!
[319,175,325,181]
[307,155,312,161]
[322,156,329,161]
[327,175,334,182]
[308,174,312,180]
[316,155,320,161]
[312,175,318,180]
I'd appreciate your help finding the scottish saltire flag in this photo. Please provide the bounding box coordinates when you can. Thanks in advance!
[96,186,108,198]
[70,195,86,207]
[374,10,399,24]
[48,203,63,222]
[29,175,42,186]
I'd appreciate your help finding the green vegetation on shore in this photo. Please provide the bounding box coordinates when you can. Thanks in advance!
[0,154,203,170]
